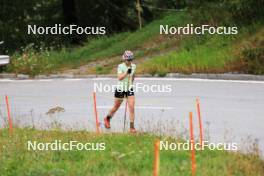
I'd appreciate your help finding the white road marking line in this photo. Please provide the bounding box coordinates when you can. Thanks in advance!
[97,105,174,110]
[0,79,53,82]
[0,79,35,82]
[92,78,113,80]
[37,79,53,82]
[90,77,264,84]
[63,79,84,81]
[136,78,264,84]
[0,79,15,82]
[0,77,263,84]
[15,80,34,82]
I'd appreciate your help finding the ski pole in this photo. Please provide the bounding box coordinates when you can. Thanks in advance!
[123,73,131,132]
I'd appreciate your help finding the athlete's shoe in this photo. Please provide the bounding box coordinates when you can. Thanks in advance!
[129,128,137,134]
[104,118,111,129]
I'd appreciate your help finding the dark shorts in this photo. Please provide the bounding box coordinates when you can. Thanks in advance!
[114,89,134,99]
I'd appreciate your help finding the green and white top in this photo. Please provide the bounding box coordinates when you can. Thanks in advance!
[117,63,136,91]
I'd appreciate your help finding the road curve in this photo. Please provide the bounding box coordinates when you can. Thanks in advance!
[0,78,263,153]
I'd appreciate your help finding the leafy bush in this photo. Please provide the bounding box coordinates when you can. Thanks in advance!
[242,47,264,74]
[190,2,233,26]
[7,44,53,76]
[189,0,264,26]
[225,0,264,24]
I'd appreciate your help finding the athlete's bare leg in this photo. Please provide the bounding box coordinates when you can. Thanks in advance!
[108,98,123,117]
[127,95,135,130]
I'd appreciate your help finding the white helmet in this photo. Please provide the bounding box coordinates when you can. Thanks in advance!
[122,50,134,60]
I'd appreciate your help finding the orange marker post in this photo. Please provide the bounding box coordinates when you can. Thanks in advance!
[196,98,203,146]
[189,112,196,176]
[153,139,160,176]
[93,92,100,134]
[5,95,13,133]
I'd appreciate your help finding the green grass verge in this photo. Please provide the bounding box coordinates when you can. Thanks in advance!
[5,11,264,76]
[140,35,234,75]
[139,23,264,75]
[1,128,264,176]
[7,12,191,76]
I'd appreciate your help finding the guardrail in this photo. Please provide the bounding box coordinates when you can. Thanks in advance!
[0,55,10,66]
[0,41,10,66]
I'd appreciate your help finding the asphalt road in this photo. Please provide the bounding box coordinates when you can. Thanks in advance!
[0,78,264,153]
